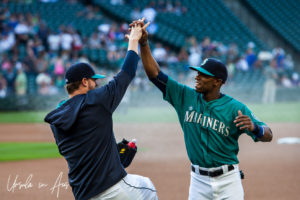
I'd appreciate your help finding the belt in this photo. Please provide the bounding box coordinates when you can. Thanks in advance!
[191,165,234,177]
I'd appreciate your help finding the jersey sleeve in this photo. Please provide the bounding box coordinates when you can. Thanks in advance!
[163,76,194,109]
[86,51,139,113]
[240,105,267,142]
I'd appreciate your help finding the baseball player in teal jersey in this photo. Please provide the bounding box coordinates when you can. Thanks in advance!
[130,20,273,200]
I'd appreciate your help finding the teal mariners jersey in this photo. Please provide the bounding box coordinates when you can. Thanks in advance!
[164,77,266,168]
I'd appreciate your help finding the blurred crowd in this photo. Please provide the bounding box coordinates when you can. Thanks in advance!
[0,0,299,99]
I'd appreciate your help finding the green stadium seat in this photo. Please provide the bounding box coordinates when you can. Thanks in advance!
[244,0,300,52]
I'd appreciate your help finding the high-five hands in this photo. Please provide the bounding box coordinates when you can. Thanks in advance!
[234,110,255,131]
[125,17,150,41]
[128,18,150,45]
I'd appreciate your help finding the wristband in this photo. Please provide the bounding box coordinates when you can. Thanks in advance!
[253,124,264,138]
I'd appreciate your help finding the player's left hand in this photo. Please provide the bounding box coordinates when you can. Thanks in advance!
[234,110,255,131]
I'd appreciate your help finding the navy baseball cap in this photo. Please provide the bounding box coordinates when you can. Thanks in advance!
[65,62,105,84]
[189,58,228,83]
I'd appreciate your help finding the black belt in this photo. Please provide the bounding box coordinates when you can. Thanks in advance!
[191,165,234,177]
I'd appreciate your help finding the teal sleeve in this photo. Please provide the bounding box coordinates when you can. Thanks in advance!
[163,77,184,107]
[163,77,195,109]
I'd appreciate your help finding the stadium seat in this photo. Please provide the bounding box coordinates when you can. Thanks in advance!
[244,0,300,52]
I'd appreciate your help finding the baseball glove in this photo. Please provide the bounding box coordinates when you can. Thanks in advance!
[117,138,137,168]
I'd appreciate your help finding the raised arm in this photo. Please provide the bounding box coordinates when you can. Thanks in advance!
[130,20,160,78]
[139,32,160,78]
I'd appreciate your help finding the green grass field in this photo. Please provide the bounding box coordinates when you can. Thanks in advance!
[0,142,61,162]
[0,142,148,162]
[0,102,299,123]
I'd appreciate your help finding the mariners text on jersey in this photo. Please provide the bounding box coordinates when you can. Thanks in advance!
[184,110,230,136]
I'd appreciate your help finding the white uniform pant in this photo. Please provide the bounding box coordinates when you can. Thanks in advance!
[90,174,158,200]
[189,164,244,200]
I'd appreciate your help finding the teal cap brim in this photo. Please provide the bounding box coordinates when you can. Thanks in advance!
[92,74,106,79]
[189,66,215,77]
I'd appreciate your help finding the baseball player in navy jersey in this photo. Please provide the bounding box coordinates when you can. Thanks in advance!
[130,20,273,200]
[45,20,158,200]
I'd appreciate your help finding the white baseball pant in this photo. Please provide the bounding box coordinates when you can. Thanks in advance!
[90,174,158,200]
[188,164,244,200]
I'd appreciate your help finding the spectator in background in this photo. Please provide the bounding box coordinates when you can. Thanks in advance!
[37,22,49,51]
[72,30,83,51]
[36,50,49,73]
[0,73,7,98]
[32,36,45,57]
[177,47,188,63]
[7,13,18,30]
[272,47,285,69]
[88,32,101,49]
[152,43,167,66]
[217,41,228,58]
[236,55,249,72]
[36,72,52,95]
[14,17,30,45]
[226,58,235,83]
[284,54,294,72]
[227,42,239,61]
[188,48,201,67]
[187,37,202,66]
[2,60,17,95]
[281,75,293,88]
[60,26,73,53]
[0,31,15,53]
[291,72,300,87]
[201,36,212,58]
[245,44,257,70]
[167,52,178,65]
[54,74,65,90]
[54,54,65,77]
[47,30,61,53]
[15,63,27,96]
[262,59,278,104]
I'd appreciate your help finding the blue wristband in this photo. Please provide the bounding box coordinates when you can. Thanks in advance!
[254,125,264,138]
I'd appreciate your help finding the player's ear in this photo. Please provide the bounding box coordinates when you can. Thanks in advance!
[214,78,223,87]
[81,78,88,87]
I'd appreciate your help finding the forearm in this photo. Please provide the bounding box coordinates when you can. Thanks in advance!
[121,50,139,79]
[128,39,139,55]
[140,42,160,78]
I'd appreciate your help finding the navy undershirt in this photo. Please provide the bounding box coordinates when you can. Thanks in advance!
[150,71,168,96]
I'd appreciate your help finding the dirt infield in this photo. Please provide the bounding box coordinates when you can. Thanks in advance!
[0,122,300,200]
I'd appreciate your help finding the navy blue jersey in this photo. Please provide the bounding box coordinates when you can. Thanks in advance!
[44,51,139,200]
